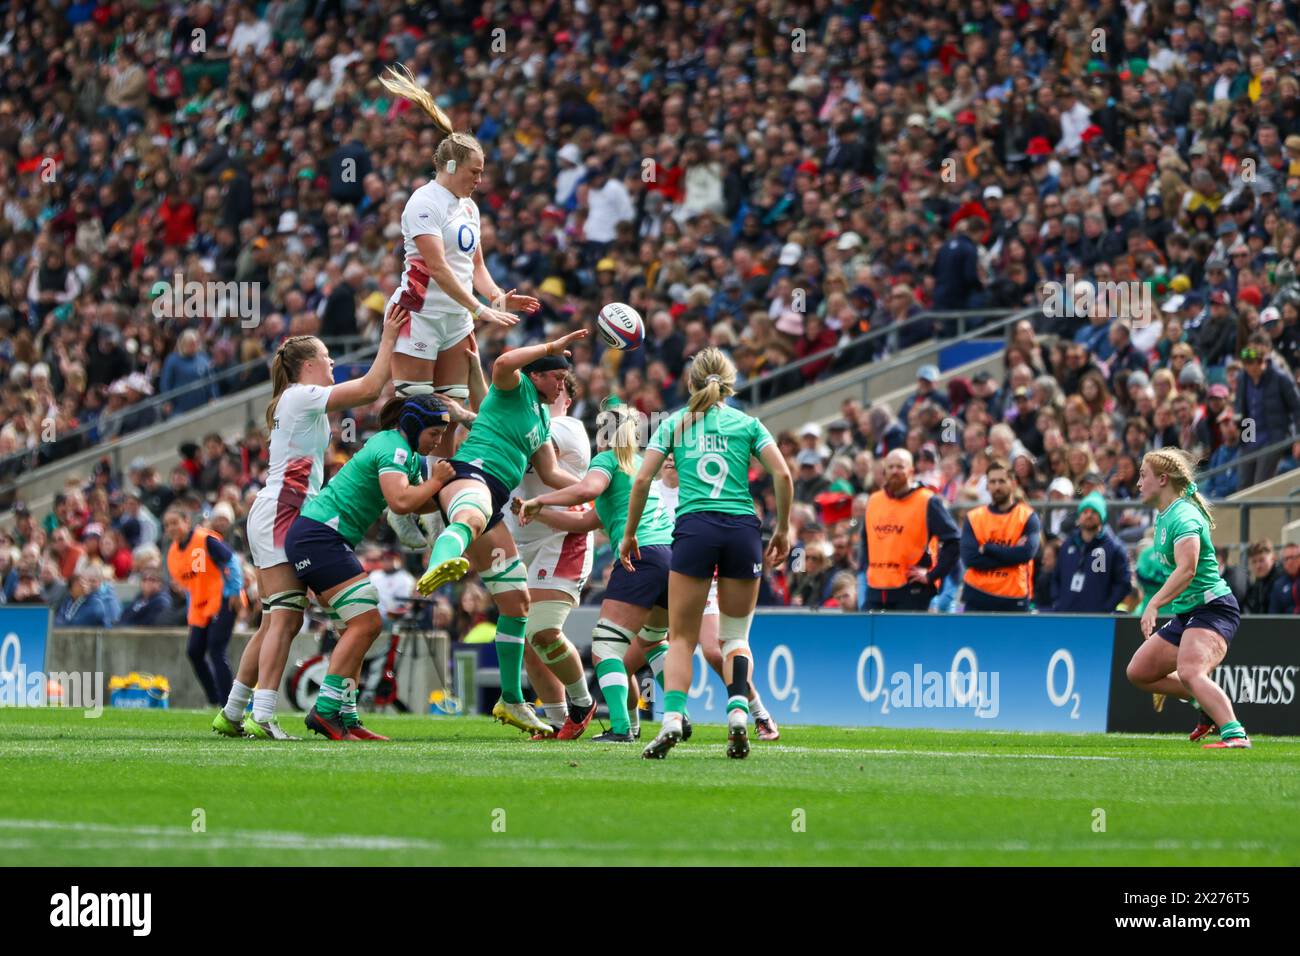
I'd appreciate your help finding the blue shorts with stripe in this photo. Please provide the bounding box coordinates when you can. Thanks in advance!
[1156,593,1241,646]
[444,459,511,532]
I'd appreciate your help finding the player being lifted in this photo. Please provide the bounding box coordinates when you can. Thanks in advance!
[1125,449,1251,749]
[414,329,589,737]
[377,63,539,456]
[514,400,677,743]
[211,306,410,740]
[284,394,462,740]
[501,371,598,739]
[621,348,793,759]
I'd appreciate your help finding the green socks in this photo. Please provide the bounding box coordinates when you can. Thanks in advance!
[1219,720,1247,740]
[663,689,688,721]
[341,685,360,728]
[595,658,631,735]
[317,674,346,719]
[496,615,527,704]
[429,521,473,566]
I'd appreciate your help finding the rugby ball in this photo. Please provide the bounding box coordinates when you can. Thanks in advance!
[596,302,644,350]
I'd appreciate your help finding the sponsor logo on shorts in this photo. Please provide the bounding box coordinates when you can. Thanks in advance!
[413,341,428,351]
[295,558,311,571]
[753,563,763,574]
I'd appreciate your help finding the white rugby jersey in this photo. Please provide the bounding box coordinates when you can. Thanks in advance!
[506,416,591,545]
[393,179,480,315]
[255,383,331,512]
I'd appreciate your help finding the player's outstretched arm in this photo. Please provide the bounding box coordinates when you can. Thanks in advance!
[530,441,581,490]
[491,329,589,389]
[327,303,411,411]
[515,471,611,522]
[531,509,602,534]
[415,234,517,328]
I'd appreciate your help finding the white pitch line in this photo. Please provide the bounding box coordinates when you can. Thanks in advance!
[760,745,1121,761]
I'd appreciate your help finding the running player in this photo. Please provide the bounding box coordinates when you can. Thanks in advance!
[514,401,676,743]
[285,394,458,740]
[212,307,410,739]
[621,348,793,759]
[377,63,538,458]
[622,450,780,740]
[504,371,598,739]
[415,329,588,736]
[1125,449,1251,749]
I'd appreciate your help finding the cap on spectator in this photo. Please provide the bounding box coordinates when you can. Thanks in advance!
[1208,384,1231,399]
[1260,306,1282,325]
[9,361,29,383]
[252,236,269,250]
[1048,477,1074,497]
[1081,470,1105,486]
[779,242,802,266]
[557,143,582,166]
[362,291,388,313]
[918,443,938,461]
[1062,213,1081,229]
[1170,274,1192,293]
[277,211,298,234]
[1217,407,1240,424]
[540,277,565,297]
[917,364,940,383]
[1237,286,1262,308]
[1179,363,1205,387]
[972,370,995,384]
[796,449,822,468]
[1189,142,1209,156]
[1026,136,1053,157]
[955,110,977,126]
[596,258,617,272]
[82,523,105,539]
[775,311,804,336]
[1012,385,1031,399]
[212,502,235,524]
[800,422,823,439]
[1162,294,1185,313]
[13,501,29,516]
[796,160,820,175]
[1081,125,1104,144]
[836,232,863,251]
[906,113,926,129]
[541,205,566,222]
[828,418,851,432]
[1210,289,1231,306]
[982,185,1003,200]
[1127,369,1151,390]
[1216,221,1237,236]
[125,372,154,395]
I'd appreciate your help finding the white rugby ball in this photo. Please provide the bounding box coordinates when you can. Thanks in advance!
[595,302,644,350]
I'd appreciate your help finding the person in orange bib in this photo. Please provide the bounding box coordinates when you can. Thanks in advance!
[960,458,1041,612]
[863,449,960,610]
[165,505,245,706]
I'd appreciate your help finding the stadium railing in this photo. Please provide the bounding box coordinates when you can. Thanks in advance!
[734,308,1028,408]
[753,307,1040,434]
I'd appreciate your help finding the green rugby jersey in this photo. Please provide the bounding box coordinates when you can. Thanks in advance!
[647,404,773,518]
[454,374,550,491]
[1152,497,1232,613]
[301,430,423,546]
[587,450,674,547]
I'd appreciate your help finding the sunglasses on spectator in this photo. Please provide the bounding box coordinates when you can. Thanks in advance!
[1241,348,1265,362]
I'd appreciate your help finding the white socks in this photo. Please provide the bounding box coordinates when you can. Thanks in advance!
[224,680,253,721]
[252,689,278,723]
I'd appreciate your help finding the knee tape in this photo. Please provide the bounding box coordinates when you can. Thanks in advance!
[718,611,753,658]
[638,624,668,645]
[395,380,436,398]
[265,589,307,614]
[481,555,528,596]
[328,580,380,624]
[526,600,574,662]
[447,484,493,525]
[434,384,470,402]
[592,618,636,661]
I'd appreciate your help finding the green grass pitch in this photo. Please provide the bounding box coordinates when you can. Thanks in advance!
[1,708,1296,866]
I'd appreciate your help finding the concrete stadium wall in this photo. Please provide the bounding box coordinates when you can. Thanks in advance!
[1217,468,1300,550]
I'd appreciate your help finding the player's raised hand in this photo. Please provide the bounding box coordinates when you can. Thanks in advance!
[618,533,640,572]
[476,305,520,327]
[547,328,589,358]
[496,288,540,313]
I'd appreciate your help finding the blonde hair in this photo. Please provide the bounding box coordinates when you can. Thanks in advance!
[1143,448,1215,529]
[266,335,323,430]
[379,63,483,173]
[685,347,737,415]
[598,402,642,476]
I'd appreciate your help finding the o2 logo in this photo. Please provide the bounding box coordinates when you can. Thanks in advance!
[688,645,713,709]
[457,224,477,254]
[767,644,801,712]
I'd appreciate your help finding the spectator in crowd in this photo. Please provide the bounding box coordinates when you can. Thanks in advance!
[1269,543,1300,615]
[1243,539,1282,616]
[160,331,218,416]
[1203,409,1243,498]
[1236,333,1300,488]
[119,568,174,626]
[863,449,960,611]
[1050,493,1131,614]
[53,564,120,628]
[960,459,1041,613]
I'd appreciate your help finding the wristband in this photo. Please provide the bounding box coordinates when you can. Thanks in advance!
[473,301,485,318]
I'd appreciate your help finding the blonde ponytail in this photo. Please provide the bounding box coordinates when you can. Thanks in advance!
[379,63,483,173]
[1143,448,1215,529]
[598,402,642,476]
[685,347,737,416]
[266,336,323,430]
